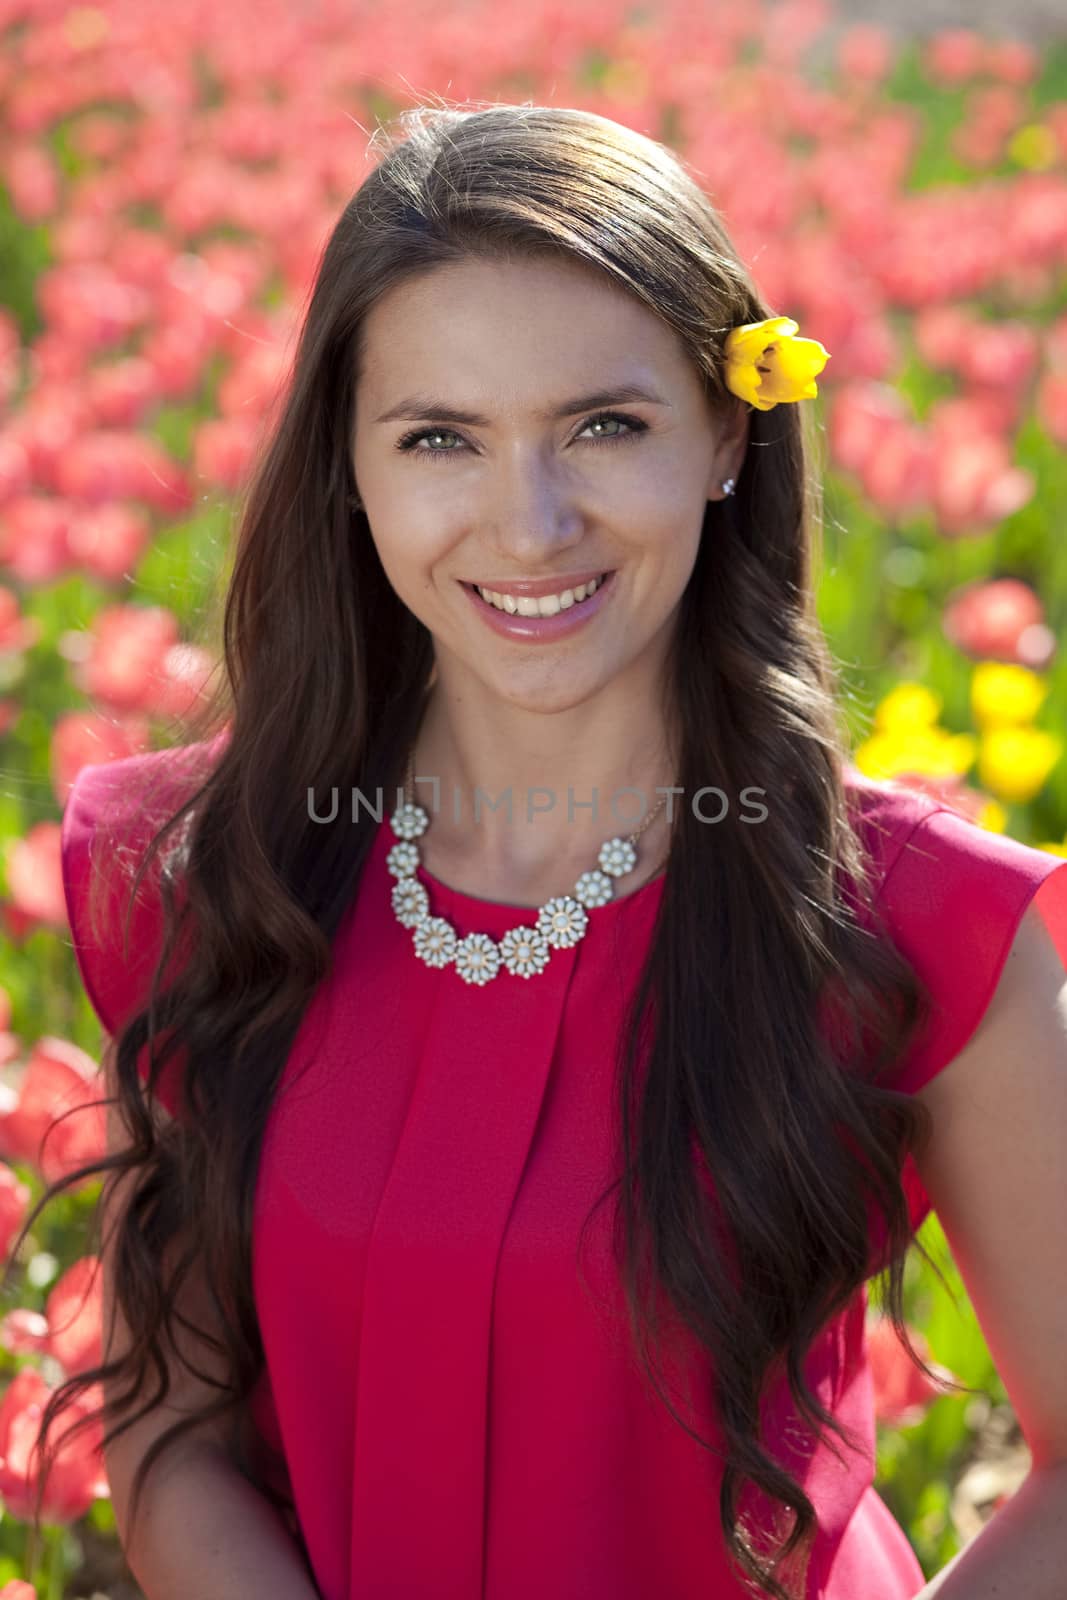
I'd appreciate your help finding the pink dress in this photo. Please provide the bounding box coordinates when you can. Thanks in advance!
[60,747,1067,1600]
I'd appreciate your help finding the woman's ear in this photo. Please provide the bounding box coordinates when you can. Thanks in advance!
[707,397,750,500]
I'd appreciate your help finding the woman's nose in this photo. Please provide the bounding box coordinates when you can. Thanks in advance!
[483,460,586,564]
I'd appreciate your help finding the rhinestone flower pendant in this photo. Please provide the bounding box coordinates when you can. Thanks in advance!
[387,792,660,983]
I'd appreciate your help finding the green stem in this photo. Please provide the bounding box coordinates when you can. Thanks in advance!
[23,1519,40,1585]
[45,1525,66,1600]
[26,1524,67,1600]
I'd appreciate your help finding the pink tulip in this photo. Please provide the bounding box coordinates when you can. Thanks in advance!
[85,357,159,428]
[1046,105,1067,162]
[144,642,217,723]
[35,264,151,355]
[0,1310,50,1358]
[140,319,210,400]
[192,414,260,494]
[929,433,1035,538]
[0,1577,39,1598]
[49,212,111,265]
[0,1039,106,1188]
[0,1367,109,1524]
[836,25,894,86]
[0,1164,32,1264]
[0,366,18,417]
[54,431,190,515]
[0,431,32,504]
[761,0,833,69]
[952,121,1004,170]
[65,502,152,582]
[73,114,129,164]
[1046,313,1067,371]
[76,603,180,711]
[831,314,897,383]
[25,331,88,384]
[929,391,1020,441]
[202,241,271,305]
[0,311,17,367]
[958,86,1028,152]
[1036,372,1067,447]
[7,390,87,483]
[942,577,1054,669]
[0,587,40,655]
[858,426,933,517]
[828,382,911,476]
[963,385,1026,437]
[50,711,151,804]
[1013,174,1067,261]
[958,321,1039,391]
[1,143,59,222]
[923,30,986,87]
[867,1317,957,1428]
[4,824,66,932]
[217,341,292,420]
[104,226,174,290]
[914,305,975,371]
[0,497,74,585]
[984,38,1039,86]
[9,62,95,130]
[44,1258,103,1378]
[216,303,288,364]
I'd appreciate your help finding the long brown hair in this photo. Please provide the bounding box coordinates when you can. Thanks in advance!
[7,100,951,1598]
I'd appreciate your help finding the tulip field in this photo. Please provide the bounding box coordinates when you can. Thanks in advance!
[0,0,1065,1593]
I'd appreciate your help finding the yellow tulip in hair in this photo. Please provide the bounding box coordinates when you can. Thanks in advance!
[723,316,831,411]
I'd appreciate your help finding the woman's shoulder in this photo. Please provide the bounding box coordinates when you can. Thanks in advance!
[839,761,1067,1099]
[840,760,1067,913]
[63,732,227,847]
[840,761,944,873]
[61,734,226,1048]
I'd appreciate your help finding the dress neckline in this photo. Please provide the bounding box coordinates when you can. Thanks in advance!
[374,815,667,928]
[416,854,668,915]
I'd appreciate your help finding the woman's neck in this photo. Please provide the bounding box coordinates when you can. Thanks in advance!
[408,689,679,897]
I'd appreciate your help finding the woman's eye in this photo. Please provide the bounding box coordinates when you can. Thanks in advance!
[394,411,647,463]
[577,413,644,443]
[396,427,464,457]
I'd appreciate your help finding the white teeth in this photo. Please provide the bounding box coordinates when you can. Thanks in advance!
[475,574,605,616]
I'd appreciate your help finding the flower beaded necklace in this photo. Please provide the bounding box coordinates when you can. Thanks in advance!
[376,313,830,985]
[386,745,670,984]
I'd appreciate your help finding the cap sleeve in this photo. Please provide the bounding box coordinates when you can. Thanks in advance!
[60,750,206,1124]
[875,805,1067,1098]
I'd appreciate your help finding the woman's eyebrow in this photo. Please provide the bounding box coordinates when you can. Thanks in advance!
[372,384,671,426]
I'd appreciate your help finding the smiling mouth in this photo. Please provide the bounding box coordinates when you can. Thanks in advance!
[461,572,614,615]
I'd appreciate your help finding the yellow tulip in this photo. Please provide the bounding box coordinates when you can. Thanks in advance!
[977,800,1007,833]
[853,728,976,781]
[978,728,1062,805]
[1008,123,1057,171]
[874,683,942,731]
[971,662,1048,730]
[723,316,831,411]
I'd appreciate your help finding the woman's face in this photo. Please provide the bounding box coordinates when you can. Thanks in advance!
[351,253,747,714]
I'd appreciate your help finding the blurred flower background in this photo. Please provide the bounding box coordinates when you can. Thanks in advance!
[0,0,1064,1592]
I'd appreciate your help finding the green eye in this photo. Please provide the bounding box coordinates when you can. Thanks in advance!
[395,411,648,463]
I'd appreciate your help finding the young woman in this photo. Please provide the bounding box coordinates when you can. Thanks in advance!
[28,102,1067,1599]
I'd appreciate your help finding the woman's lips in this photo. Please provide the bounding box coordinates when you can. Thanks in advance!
[460,571,617,641]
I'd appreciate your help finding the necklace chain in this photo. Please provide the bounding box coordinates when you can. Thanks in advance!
[386,745,669,984]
